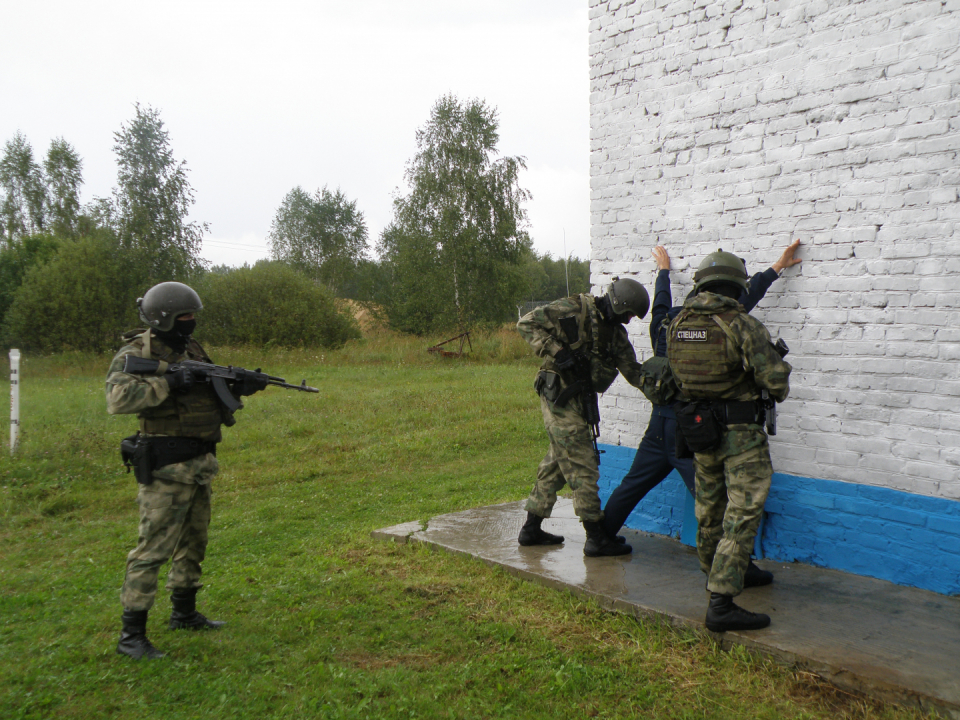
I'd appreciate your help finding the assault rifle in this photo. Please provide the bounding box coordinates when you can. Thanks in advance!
[122,356,319,413]
[760,338,789,436]
[571,351,603,465]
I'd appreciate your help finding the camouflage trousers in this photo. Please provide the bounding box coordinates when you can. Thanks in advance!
[120,452,219,611]
[525,394,603,522]
[694,425,772,597]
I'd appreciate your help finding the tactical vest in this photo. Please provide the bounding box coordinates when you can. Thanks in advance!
[555,294,620,394]
[126,330,224,442]
[666,309,755,400]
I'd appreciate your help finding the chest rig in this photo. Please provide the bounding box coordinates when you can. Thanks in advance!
[556,294,620,394]
[131,330,224,442]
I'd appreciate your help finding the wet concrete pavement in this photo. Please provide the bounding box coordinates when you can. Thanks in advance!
[372,499,960,719]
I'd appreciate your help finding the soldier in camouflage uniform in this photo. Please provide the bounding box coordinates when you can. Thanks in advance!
[107,282,267,659]
[667,251,791,632]
[517,277,650,557]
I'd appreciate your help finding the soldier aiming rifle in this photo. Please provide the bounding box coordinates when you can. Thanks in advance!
[106,281,318,660]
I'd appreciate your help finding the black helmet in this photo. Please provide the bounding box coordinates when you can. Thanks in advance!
[137,282,203,332]
[693,250,749,294]
[605,276,649,319]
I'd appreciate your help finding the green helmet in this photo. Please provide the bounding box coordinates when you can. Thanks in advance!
[693,250,749,294]
[137,282,203,332]
[605,276,649,319]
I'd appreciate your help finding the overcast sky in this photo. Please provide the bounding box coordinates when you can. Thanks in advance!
[1,0,591,267]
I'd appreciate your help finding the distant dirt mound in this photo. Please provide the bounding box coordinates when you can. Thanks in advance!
[340,300,386,336]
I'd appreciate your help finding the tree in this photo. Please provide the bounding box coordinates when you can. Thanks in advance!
[522,250,590,301]
[0,233,61,330]
[268,185,369,295]
[377,94,532,334]
[0,132,47,244]
[44,138,83,238]
[106,103,206,280]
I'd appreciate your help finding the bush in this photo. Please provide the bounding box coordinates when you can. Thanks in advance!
[0,233,62,329]
[2,232,140,352]
[195,261,360,348]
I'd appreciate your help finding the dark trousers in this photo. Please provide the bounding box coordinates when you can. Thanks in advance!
[602,411,696,536]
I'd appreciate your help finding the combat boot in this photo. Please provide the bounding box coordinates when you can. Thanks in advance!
[169,588,225,630]
[517,512,565,546]
[704,592,770,632]
[116,609,165,659]
[744,560,773,588]
[583,520,632,557]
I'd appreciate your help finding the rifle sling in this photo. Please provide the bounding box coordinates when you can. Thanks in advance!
[553,382,583,408]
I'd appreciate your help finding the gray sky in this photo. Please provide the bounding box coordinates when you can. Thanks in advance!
[1,0,591,267]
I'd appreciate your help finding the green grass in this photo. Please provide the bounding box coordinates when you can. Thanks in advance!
[0,331,932,719]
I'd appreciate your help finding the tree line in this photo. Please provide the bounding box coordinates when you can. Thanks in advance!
[0,95,589,352]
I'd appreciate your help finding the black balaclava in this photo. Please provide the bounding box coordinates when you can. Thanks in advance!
[596,295,631,325]
[155,316,196,353]
[700,281,742,300]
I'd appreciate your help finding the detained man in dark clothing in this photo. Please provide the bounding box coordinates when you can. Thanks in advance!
[601,241,801,577]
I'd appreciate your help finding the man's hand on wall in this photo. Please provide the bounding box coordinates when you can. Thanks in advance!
[653,246,671,271]
[772,239,802,274]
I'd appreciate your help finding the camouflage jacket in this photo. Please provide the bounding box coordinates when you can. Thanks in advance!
[666,292,791,403]
[105,329,234,440]
[517,294,644,393]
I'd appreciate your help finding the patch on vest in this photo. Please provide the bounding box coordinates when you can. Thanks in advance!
[675,329,708,341]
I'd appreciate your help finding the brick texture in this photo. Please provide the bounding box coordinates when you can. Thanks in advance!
[589,0,960,502]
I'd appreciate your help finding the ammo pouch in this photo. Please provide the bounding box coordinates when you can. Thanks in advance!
[121,433,217,485]
[673,402,723,453]
[534,370,562,404]
[639,356,679,406]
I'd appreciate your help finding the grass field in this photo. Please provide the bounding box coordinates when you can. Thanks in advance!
[0,331,932,719]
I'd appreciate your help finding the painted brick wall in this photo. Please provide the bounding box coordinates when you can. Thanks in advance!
[588,0,960,505]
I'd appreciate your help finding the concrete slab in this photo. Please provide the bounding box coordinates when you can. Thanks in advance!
[373,499,960,719]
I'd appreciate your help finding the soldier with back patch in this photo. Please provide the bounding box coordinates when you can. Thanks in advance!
[667,251,791,633]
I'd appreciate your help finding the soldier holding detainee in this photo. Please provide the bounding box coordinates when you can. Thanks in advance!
[516,278,650,557]
[602,241,801,591]
[667,252,792,632]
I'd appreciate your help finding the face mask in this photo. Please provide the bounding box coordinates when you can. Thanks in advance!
[175,318,197,337]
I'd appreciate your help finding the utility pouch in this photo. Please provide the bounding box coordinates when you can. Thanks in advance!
[639,356,679,406]
[674,401,723,453]
[120,433,154,485]
[534,371,562,404]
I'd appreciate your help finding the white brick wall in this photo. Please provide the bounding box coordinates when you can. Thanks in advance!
[589,0,960,500]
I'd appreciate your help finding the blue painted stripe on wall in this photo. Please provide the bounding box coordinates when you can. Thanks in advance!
[597,442,960,596]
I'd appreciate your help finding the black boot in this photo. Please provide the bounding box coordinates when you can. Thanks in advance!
[518,512,565,546]
[705,592,770,632]
[744,560,773,588]
[169,588,225,630]
[117,609,165,659]
[583,520,632,557]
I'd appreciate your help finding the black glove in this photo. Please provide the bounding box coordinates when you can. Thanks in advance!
[166,366,195,393]
[554,347,578,372]
[233,368,269,397]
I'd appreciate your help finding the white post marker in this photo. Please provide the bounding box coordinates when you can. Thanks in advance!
[9,349,20,454]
